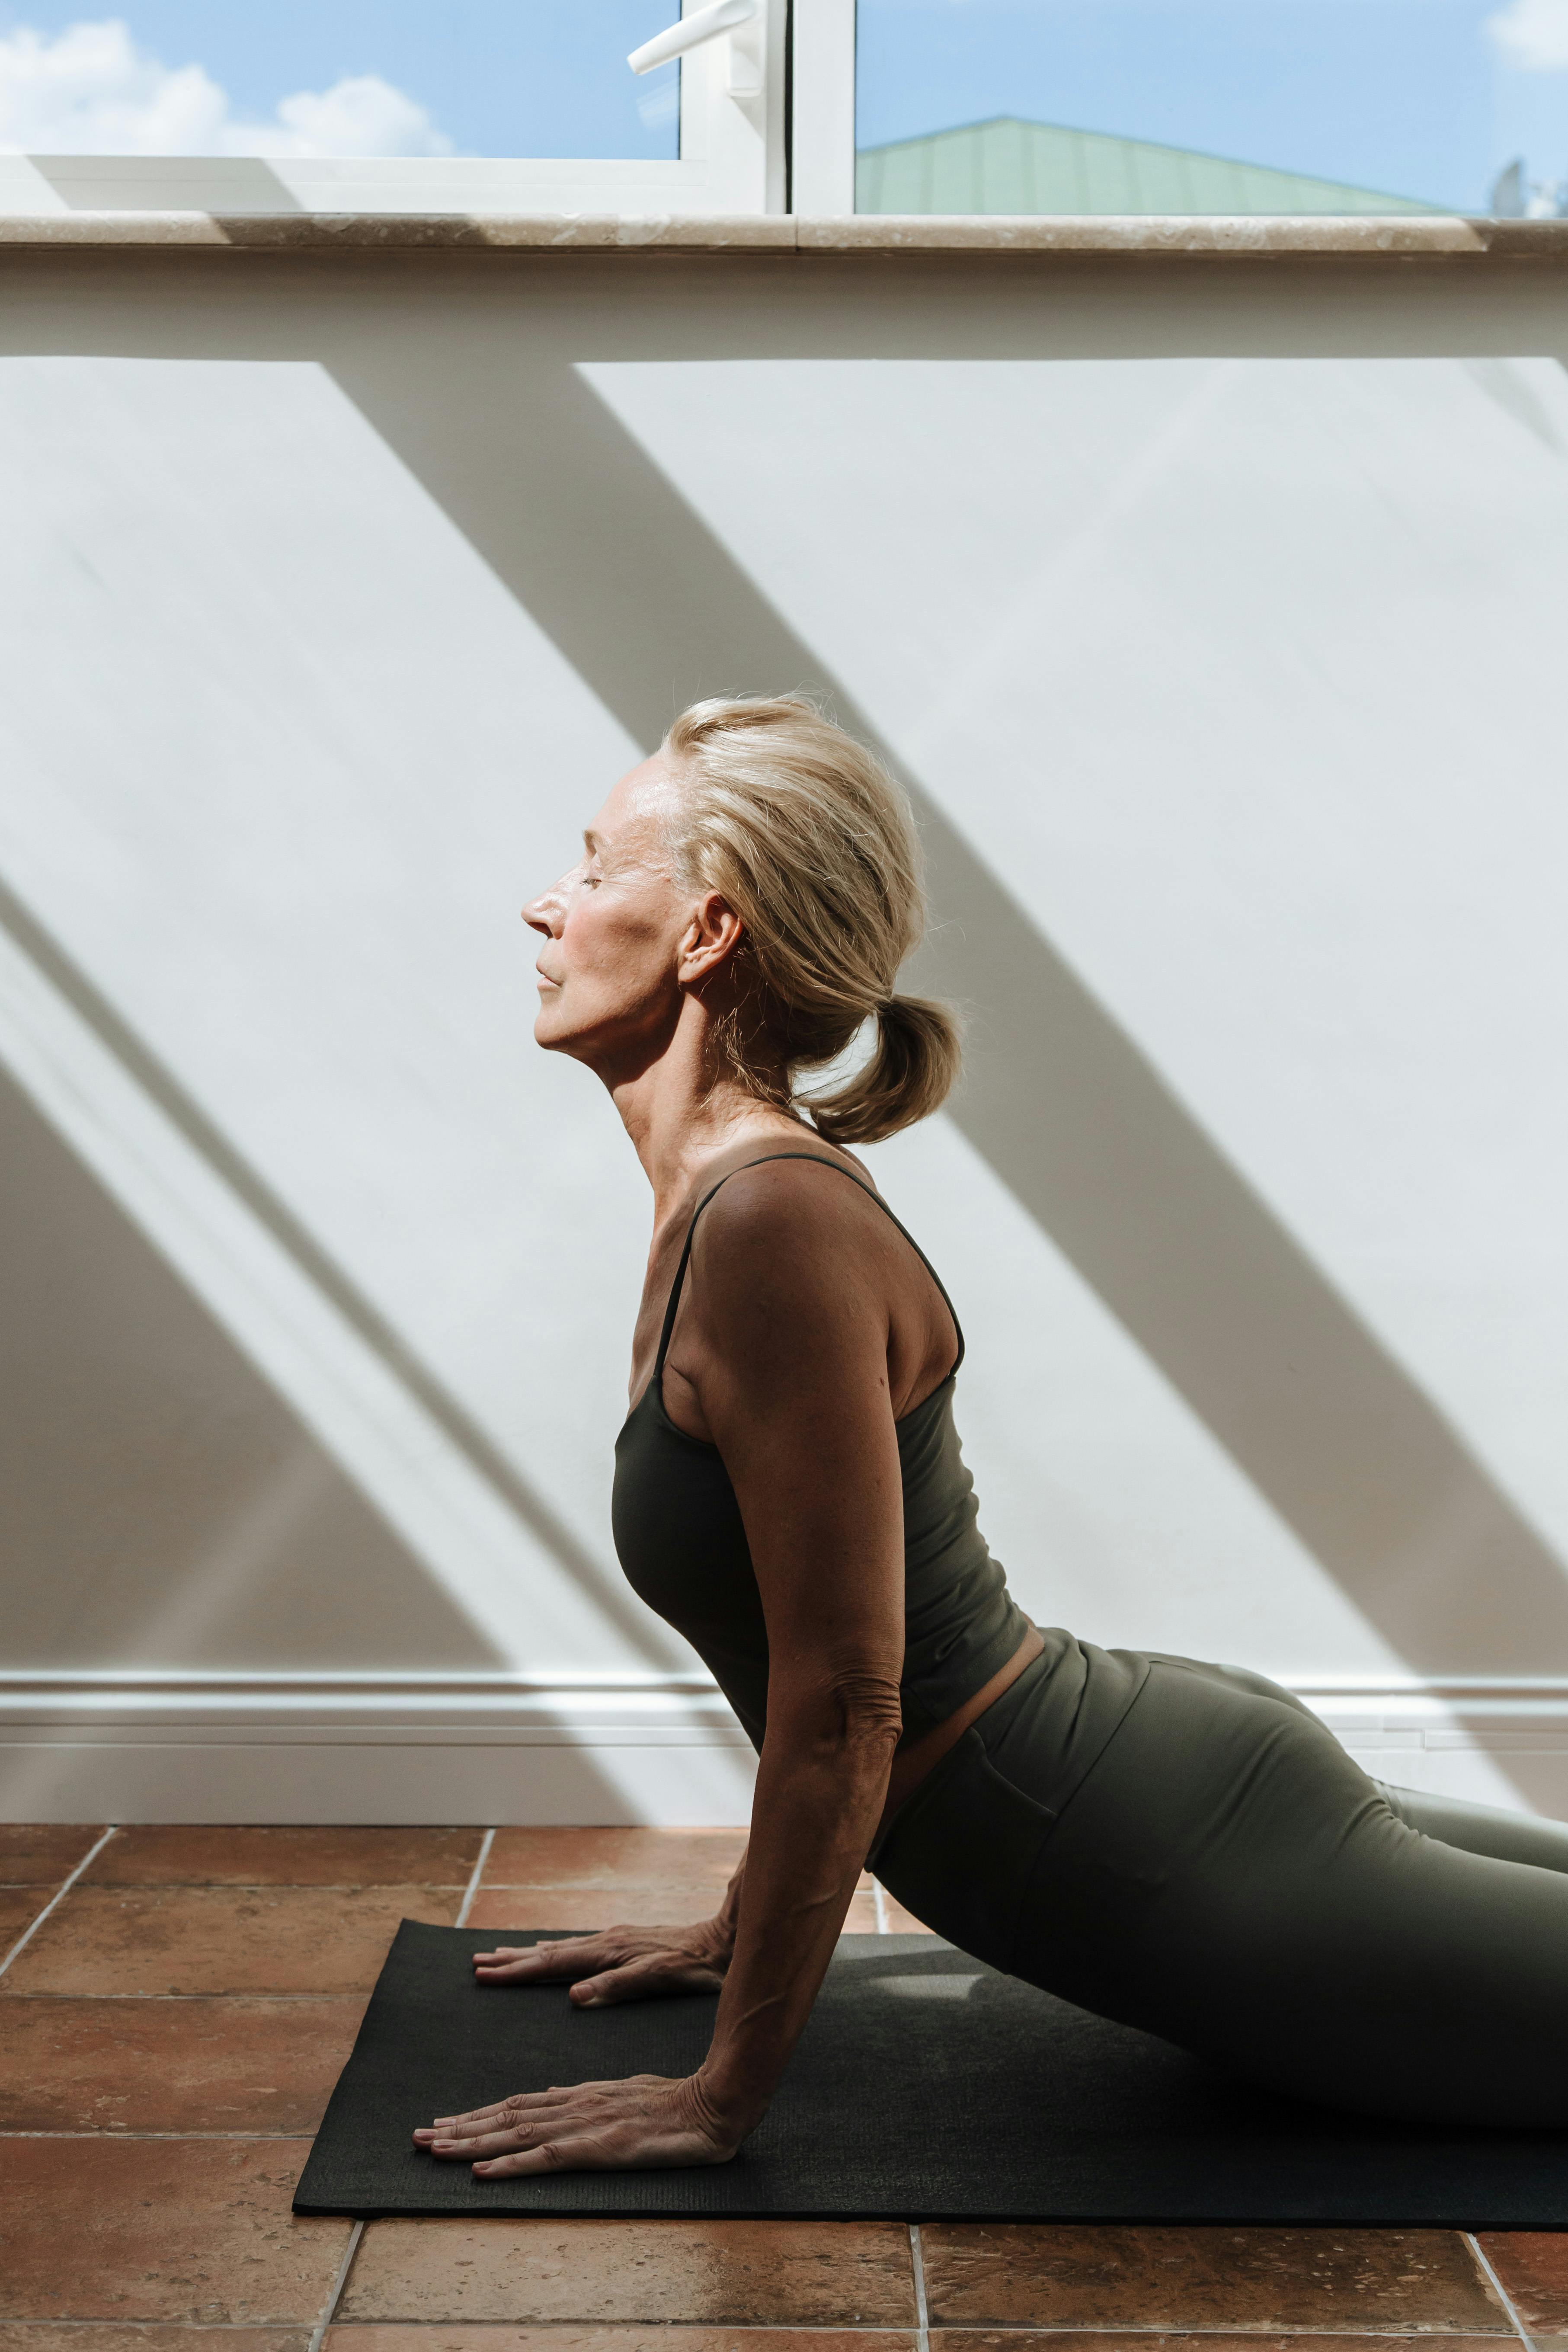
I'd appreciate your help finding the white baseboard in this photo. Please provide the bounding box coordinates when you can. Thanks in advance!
[5,1670,1568,1824]
[0,1743,760,1826]
[0,1672,759,1825]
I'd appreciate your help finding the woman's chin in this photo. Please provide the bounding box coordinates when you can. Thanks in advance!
[534,1010,595,1061]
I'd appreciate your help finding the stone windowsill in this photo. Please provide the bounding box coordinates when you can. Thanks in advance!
[1,210,1566,259]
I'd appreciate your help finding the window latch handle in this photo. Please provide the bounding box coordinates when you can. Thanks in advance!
[628,0,760,82]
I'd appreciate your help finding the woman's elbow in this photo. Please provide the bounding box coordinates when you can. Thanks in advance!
[800,1668,903,1757]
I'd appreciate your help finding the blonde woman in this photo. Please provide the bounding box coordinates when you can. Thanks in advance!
[415,695,1568,2179]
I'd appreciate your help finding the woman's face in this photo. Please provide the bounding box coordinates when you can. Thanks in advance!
[522,756,703,1076]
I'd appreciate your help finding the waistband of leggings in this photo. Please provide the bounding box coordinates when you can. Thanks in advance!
[968,1634,1153,1827]
[866,1643,1064,1873]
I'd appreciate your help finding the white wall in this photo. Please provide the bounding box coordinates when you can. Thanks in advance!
[2,246,1567,1819]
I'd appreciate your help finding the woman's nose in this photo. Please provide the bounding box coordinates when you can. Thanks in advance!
[521,882,565,936]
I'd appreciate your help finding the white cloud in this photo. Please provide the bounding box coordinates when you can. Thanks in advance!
[1488,0,1568,71]
[0,19,452,155]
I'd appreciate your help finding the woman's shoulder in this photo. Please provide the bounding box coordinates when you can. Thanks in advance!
[672,1134,957,1414]
[693,1136,880,1228]
[676,1149,898,1394]
[682,1137,888,1286]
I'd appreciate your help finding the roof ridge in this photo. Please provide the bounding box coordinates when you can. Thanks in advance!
[855,112,1444,211]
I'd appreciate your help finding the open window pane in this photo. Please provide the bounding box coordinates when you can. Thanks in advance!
[0,0,681,161]
[855,0,1565,218]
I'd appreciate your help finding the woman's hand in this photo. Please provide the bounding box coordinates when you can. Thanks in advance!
[413,2070,741,2176]
[470,1920,730,2005]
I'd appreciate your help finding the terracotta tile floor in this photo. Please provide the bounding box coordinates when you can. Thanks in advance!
[0,1824,1542,2352]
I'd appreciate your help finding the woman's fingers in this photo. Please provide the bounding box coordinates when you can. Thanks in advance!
[568,1956,719,2007]
[414,2088,576,2143]
[423,2091,613,2160]
[469,1931,726,1997]
[568,1963,654,2007]
[467,2113,730,2178]
[472,1935,610,1981]
[473,2135,607,2177]
[429,2120,546,2158]
[412,2074,737,2177]
[414,2075,672,2151]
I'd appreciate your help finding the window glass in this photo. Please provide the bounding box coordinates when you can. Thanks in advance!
[856,0,1568,218]
[0,1,680,161]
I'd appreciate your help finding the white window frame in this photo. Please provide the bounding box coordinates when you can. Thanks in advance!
[791,0,857,214]
[0,0,826,218]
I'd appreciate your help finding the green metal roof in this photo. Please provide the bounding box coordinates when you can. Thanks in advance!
[855,115,1444,217]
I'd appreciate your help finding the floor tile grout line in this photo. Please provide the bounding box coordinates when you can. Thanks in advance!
[0,2328,1522,2341]
[0,1825,116,1982]
[307,2216,364,2352]
[455,1828,497,1929]
[0,1990,368,2002]
[13,1879,486,1893]
[909,2219,931,2352]
[874,1878,890,1933]
[0,2331,1531,2342]
[1467,2233,1535,2349]
[0,2129,317,2139]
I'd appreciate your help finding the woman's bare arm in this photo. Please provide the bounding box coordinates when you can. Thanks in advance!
[686,1173,906,2135]
[417,1165,912,2173]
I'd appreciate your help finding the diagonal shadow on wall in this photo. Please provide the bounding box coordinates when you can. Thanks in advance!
[0,1058,504,1670]
[0,869,685,1670]
[325,346,1568,1684]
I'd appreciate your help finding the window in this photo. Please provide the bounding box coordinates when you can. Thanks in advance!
[1,0,1559,219]
[0,0,786,214]
[854,0,1567,218]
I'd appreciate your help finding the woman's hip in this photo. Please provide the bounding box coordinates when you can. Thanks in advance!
[871,1643,1373,1986]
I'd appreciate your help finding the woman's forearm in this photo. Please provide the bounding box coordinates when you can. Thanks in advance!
[693,1688,899,2137]
[709,1848,747,1951]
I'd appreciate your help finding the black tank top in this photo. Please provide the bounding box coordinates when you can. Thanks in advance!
[611,1153,1032,1754]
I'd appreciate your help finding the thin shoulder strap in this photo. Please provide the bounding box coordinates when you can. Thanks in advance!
[653,1149,965,1377]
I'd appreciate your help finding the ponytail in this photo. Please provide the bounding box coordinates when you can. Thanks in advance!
[809,993,964,1147]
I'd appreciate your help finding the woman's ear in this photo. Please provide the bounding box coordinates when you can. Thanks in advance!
[678,892,746,986]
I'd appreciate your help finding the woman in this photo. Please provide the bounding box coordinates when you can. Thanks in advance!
[416,694,1568,2180]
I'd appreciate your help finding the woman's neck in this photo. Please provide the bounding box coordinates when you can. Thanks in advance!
[607,1012,803,1220]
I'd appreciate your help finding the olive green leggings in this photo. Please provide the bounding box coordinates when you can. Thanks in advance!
[874,1649,1568,2126]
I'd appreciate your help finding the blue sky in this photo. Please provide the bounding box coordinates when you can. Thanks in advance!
[1,0,1564,208]
[0,3,684,159]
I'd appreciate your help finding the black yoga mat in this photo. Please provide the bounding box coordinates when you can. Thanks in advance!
[294,1922,1568,2225]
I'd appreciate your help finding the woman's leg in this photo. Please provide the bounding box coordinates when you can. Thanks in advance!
[1147,1650,1568,1872]
[879,1651,1568,2127]
[1031,1664,1568,2123]
[1374,1780,1568,1870]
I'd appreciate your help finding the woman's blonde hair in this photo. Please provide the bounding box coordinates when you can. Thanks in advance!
[660,694,962,1146]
